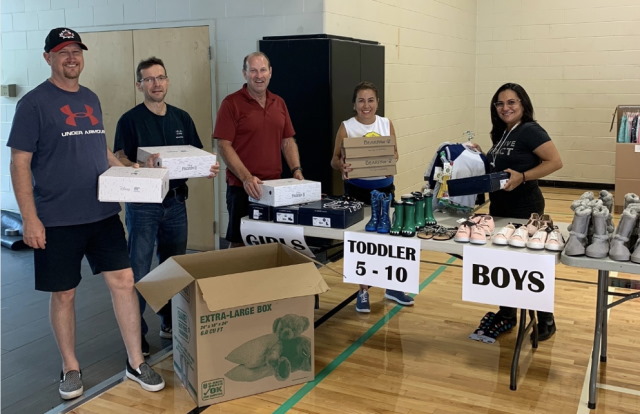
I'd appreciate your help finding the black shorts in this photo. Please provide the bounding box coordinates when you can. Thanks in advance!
[225,185,250,243]
[34,214,131,292]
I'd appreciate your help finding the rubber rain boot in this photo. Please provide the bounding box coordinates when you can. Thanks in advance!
[585,205,610,258]
[609,207,639,261]
[389,200,404,236]
[365,190,381,232]
[564,205,592,256]
[412,191,426,230]
[377,193,392,234]
[401,196,416,237]
[424,189,437,225]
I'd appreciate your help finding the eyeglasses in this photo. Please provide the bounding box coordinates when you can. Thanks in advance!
[493,99,520,109]
[139,75,168,84]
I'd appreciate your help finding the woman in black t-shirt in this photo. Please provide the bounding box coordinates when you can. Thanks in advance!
[470,83,563,343]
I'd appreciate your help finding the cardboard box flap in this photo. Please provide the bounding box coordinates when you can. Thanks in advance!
[197,261,329,312]
[135,258,195,312]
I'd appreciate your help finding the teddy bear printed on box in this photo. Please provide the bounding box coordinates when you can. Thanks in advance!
[225,314,312,382]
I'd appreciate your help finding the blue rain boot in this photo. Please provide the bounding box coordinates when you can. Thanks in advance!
[365,190,381,232]
[377,193,392,234]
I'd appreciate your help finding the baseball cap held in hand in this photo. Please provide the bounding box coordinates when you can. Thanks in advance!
[44,28,88,53]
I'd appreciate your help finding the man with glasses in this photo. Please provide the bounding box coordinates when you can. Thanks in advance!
[8,28,164,400]
[114,56,219,356]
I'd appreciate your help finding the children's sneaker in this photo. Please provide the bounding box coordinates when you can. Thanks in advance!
[544,227,565,252]
[526,226,549,250]
[126,360,165,392]
[355,290,371,313]
[59,370,83,400]
[469,311,496,341]
[470,215,495,245]
[159,324,172,339]
[478,314,516,344]
[508,226,529,248]
[384,289,415,306]
[492,224,516,245]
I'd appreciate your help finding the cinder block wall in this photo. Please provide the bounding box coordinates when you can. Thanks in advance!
[475,0,640,185]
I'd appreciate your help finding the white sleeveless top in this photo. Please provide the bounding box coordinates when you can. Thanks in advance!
[343,115,391,137]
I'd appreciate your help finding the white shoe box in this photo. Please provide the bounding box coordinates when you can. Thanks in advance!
[137,145,216,179]
[98,167,169,203]
[248,179,322,207]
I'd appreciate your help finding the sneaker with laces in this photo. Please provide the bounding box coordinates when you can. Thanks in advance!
[355,289,371,313]
[492,224,516,245]
[141,335,150,357]
[384,289,415,306]
[544,227,565,252]
[59,369,83,400]
[159,324,172,339]
[126,360,165,392]
[526,225,549,250]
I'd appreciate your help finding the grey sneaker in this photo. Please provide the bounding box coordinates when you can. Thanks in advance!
[159,324,172,339]
[59,370,83,400]
[126,360,165,392]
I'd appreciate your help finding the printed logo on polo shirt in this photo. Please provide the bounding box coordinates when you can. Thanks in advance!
[175,129,185,141]
[60,104,99,126]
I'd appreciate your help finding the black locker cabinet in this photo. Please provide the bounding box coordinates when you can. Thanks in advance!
[259,34,385,196]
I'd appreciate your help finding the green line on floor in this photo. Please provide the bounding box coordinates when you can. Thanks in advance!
[274,255,459,414]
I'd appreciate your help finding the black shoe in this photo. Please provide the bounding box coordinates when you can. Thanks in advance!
[534,318,556,342]
[141,335,150,357]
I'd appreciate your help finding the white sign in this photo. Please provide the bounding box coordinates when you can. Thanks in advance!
[461,245,556,312]
[343,231,421,294]
[241,220,313,257]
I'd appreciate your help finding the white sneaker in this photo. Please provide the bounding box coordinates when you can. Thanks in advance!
[544,227,565,252]
[492,224,516,246]
[526,227,549,250]
[508,226,529,248]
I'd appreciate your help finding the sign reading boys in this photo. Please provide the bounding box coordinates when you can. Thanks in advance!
[461,246,556,313]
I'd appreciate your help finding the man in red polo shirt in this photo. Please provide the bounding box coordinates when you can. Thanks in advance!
[214,52,304,247]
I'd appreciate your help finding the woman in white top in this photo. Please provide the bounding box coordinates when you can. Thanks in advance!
[331,81,413,313]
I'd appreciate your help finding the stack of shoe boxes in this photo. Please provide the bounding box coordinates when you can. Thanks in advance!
[342,136,396,179]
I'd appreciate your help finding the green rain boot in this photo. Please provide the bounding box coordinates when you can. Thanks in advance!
[377,193,392,234]
[365,190,381,232]
[412,191,426,230]
[401,194,416,237]
[424,189,437,226]
[389,200,404,236]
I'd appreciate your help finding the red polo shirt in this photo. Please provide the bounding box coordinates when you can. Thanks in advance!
[213,84,296,187]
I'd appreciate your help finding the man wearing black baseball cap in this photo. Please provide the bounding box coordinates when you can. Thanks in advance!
[8,28,165,400]
[44,27,88,53]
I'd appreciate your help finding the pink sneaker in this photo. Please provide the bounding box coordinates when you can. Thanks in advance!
[526,226,549,250]
[492,224,516,246]
[525,213,541,236]
[470,215,495,245]
[544,227,565,252]
[454,216,481,243]
[508,226,529,248]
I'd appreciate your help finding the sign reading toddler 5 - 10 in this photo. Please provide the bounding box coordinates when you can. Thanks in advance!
[343,231,420,294]
[462,245,556,313]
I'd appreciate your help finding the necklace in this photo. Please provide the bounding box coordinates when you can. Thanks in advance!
[489,122,520,168]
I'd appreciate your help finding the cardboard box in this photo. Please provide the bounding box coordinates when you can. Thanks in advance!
[248,203,274,221]
[347,164,397,179]
[298,198,365,229]
[98,166,169,203]
[614,178,640,213]
[136,244,329,407]
[447,172,510,197]
[137,145,216,179]
[249,179,322,207]
[615,144,640,180]
[345,156,396,169]
[342,136,396,159]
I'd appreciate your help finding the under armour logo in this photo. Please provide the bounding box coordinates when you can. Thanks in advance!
[60,104,99,126]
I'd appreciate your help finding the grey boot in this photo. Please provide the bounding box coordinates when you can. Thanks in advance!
[628,204,640,263]
[609,208,639,262]
[624,193,640,210]
[585,206,610,259]
[599,190,615,234]
[564,205,592,256]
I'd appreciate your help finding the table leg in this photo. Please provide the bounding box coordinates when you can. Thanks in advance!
[601,270,609,362]
[588,269,608,409]
[510,308,528,391]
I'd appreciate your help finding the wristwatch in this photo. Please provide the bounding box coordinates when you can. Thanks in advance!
[291,166,303,175]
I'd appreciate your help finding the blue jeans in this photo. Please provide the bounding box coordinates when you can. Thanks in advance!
[125,194,188,336]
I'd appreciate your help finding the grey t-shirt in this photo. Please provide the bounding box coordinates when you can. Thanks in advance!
[7,80,120,227]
